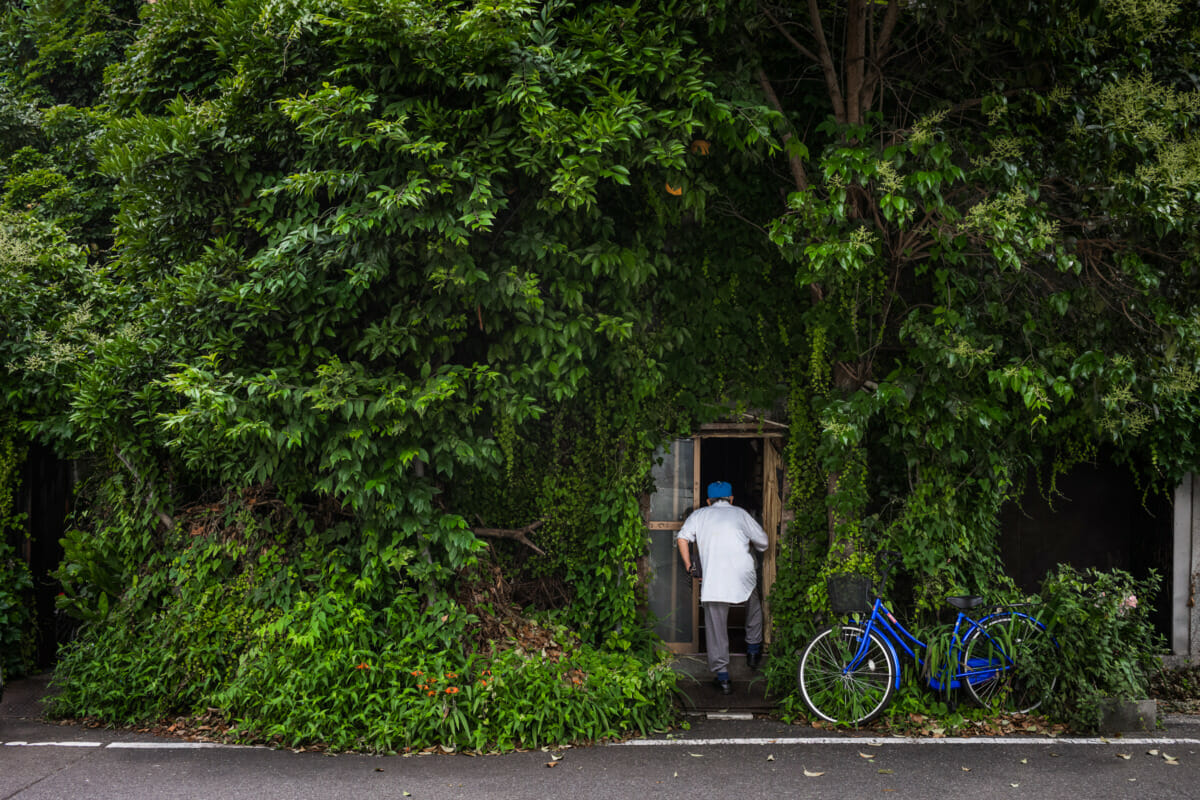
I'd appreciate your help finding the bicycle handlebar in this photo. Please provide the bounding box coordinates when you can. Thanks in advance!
[875,550,902,589]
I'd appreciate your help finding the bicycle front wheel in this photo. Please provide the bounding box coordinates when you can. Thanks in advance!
[961,614,1054,713]
[798,624,896,725]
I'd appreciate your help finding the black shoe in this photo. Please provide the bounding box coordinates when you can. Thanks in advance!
[747,651,762,670]
[712,677,733,695]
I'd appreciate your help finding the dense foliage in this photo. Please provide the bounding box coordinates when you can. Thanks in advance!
[48,486,674,750]
[744,0,1200,700]
[7,0,765,747]
[1,0,1196,742]
[1022,565,1165,731]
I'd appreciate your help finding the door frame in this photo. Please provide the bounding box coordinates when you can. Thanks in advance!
[647,422,786,654]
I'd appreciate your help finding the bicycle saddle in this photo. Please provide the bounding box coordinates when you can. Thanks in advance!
[945,595,984,609]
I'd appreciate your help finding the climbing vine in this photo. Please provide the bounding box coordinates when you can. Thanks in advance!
[451,380,674,653]
[763,333,837,700]
[0,419,33,679]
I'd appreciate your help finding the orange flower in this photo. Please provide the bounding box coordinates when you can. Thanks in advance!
[447,673,458,679]
[418,684,427,690]
[410,670,424,677]
[445,687,459,695]
[355,663,370,670]
[427,690,436,696]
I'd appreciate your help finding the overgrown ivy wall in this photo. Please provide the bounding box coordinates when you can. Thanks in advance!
[1,0,1197,742]
[48,404,681,751]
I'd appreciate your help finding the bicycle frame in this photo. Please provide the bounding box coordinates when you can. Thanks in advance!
[843,597,1035,692]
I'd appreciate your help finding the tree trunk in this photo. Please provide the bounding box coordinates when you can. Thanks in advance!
[757,0,905,546]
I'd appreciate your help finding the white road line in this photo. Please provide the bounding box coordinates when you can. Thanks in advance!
[105,741,237,749]
[2,740,244,749]
[6,736,1200,750]
[3,741,103,747]
[614,736,1200,747]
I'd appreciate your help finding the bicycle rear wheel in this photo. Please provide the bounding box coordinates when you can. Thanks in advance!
[961,614,1054,713]
[798,624,896,725]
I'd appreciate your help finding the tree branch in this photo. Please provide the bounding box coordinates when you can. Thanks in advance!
[113,447,174,529]
[471,519,547,556]
[862,0,901,112]
[845,0,866,125]
[759,2,821,64]
[756,68,809,192]
[806,0,847,123]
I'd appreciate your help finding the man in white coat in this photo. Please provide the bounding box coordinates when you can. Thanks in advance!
[677,480,768,694]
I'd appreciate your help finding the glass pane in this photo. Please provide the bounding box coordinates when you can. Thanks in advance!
[648,440,694,522]
[648,530,692,642]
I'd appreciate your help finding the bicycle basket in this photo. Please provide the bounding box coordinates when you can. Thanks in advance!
[827,574,873,615]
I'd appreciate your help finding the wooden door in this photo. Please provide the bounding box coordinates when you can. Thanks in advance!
[646,439,699,652]
[761,437,783,644]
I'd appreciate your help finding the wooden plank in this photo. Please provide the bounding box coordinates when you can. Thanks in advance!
[695,430,785,438]
[761,438,782,645]
[700,419,788,431]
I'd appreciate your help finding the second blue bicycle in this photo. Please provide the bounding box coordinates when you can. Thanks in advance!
[797,557,1055,726]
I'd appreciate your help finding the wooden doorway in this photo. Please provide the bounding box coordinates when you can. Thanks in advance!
[646,425,785,654]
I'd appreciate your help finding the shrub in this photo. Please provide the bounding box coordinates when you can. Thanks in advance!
[1022,565,1165,731]
[0,427,33,681]
[50,584,676,751]
[47,497,677,751]
[0,539,34,680]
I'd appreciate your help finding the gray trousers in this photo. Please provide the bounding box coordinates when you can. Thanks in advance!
[702,588,763,675]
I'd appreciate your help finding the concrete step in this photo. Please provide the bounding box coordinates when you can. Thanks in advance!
[670,653,780,713]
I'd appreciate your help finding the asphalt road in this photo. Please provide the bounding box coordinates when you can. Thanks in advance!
[4,675,1200,800]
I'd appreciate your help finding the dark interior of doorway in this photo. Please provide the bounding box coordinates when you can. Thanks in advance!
[998,458,1172,640]
[13,444,72,668]
[697,437,764,656]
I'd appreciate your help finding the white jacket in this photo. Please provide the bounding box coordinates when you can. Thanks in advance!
[677,500,768,604]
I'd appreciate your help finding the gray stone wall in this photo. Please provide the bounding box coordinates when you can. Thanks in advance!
[1166,474,1200,667]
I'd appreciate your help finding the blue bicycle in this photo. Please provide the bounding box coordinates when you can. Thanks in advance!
[797,554,1055,725]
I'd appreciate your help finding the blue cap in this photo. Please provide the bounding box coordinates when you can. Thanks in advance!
[707,481,732,499]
